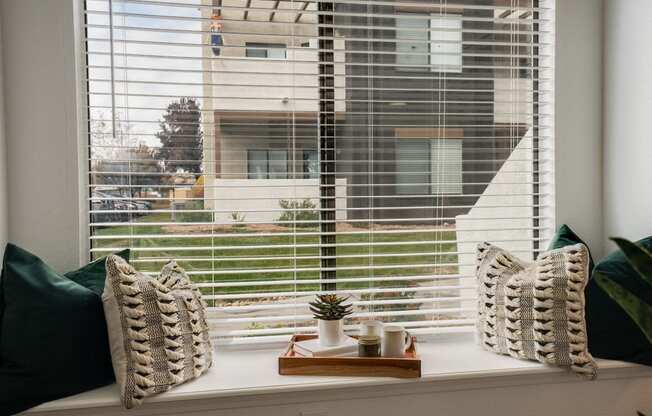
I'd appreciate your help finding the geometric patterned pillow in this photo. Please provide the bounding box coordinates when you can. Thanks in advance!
[102,256,213,408]
[476,242,597,379]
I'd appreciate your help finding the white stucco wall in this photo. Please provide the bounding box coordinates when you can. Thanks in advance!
[456,130,535,258]
[207,46,346,113]
[456,131,535,310]
[200,2,345,115]
[603,0,652,252]
[208,178,347,223]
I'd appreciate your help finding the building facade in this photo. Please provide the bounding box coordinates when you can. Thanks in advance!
[201,0,535,224]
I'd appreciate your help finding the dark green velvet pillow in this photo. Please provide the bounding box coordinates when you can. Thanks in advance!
[547,224,595,272]
[0,245,129,416]
[585,237,652,366]
[64,249,130,296]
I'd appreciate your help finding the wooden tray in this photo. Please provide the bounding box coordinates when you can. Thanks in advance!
[278,334,421,378]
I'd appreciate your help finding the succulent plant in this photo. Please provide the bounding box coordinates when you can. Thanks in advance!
[309,294,353,321]
[595,237,652,344]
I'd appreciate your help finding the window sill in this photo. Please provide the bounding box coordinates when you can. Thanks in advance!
[28,334,652,414]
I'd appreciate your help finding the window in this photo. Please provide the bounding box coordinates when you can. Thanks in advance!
[396,140,430,195]
[396,14,429,68]
[396,139,463,195]
[396,14,463,72]
[429,15,463,73]
[84,1,554,343]
[302,150,319,179]
[245,43,287,59]
[430,139,463,195]
[247,150,288,179]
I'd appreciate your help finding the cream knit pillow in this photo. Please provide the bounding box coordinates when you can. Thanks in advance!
[476,242,597,379]
[102,256,212,408]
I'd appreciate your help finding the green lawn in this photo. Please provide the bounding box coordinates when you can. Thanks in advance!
[92,213,459,303]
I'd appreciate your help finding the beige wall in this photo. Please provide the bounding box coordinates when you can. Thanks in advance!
[0,12,7,259]
[205,44,345,114]
[208,178,347,223]
[1,0,85,270]
[603,0,652,251]
[555,0,605,257]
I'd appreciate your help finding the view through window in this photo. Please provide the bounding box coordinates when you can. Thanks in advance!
[85,0,554,343]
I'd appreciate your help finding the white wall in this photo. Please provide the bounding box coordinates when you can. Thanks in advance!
[0,11,7,259]
[209,178,347,223]
[603,0,652,252]
[555,0,605,258]
[1,0,84,271]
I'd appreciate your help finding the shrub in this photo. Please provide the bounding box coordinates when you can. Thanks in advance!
[230,211,246,228]
[177,200,213,223]
[276,199,319,228]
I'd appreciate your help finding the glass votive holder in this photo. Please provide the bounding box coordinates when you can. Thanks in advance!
[358,335,381,357]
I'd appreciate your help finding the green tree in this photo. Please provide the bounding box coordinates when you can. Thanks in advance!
[156,97,203,176]
[129,144,165,198]
[92,144,164,198]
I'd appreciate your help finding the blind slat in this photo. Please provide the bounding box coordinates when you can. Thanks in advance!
[216,319,477,337]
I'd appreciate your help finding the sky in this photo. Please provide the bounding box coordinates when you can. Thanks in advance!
[86,0,205,154]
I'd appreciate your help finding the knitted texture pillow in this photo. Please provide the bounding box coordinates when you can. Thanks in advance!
[476,242,597,379]
[102,255,213,408]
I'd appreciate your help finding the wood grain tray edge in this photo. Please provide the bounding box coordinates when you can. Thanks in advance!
[278,334,421,378]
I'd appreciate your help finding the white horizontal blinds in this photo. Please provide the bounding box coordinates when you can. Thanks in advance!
[84,0,554,342]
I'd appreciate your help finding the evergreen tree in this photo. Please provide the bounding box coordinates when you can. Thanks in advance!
[156,97,203,176]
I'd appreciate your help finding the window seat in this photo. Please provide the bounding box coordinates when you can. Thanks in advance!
[27,334,652,416]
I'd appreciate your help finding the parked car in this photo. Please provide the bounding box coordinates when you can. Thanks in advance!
[91,191,152,225]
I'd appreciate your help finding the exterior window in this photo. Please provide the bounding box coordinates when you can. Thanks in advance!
[396,14,463,72]
[396,140,430,195]
[429,15,463,73]
[245,43,287,59]
[268,150,288,178]
[396,139,463,195]
[247,150,268,179]
[303,150,319,179]
[430,139,463,194]
[247,150,288,179]
[396,15,429,68]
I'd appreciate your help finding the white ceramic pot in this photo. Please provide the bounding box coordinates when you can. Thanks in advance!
[318,319,344,346]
